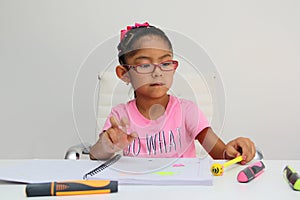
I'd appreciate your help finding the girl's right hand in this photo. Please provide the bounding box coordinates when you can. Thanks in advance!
[101,116,138,154]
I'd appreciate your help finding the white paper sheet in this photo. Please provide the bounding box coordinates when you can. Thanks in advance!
[0,157,213,185]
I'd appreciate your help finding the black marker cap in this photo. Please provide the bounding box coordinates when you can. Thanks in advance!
[25,182,52,197]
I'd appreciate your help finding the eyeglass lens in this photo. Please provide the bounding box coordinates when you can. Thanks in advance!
[136,61,177,74]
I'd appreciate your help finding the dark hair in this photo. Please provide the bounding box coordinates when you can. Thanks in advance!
[117,26,173,64]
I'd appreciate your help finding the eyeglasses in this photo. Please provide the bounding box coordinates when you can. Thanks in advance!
[124,60,178,74]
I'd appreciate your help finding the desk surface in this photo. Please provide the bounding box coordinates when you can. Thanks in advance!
[1,160,300,200]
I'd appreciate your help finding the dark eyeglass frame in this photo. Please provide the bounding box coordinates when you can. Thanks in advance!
[123,60,178,74]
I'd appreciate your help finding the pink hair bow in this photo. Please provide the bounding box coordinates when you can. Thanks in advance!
[120,22,150,41]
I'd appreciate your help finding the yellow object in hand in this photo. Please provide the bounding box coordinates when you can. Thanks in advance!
[211,156,243,176]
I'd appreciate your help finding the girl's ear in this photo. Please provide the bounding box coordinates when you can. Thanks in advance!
[116,65,130,84]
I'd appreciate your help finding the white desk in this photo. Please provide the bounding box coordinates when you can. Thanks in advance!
[1,160,300,200]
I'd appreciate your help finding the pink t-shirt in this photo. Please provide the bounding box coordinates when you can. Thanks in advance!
[102,95,210,158]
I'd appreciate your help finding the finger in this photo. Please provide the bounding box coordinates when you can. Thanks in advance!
[127,132,138,143]
[241,142,256,163]
[237,144,249,163]
[106,128,122,144]
[101,131,117,153]
[234,139,255,163]
[120,117,129,127]
[104,128,117,144]
[111,132,137,152]
[225,145,241,158]
[119,117,129,133]
[251,145,256,160]
[109,116,120,128]
[104,130,126,153]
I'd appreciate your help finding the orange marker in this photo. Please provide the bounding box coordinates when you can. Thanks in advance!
[211,156,243,176]
[25,180,118,197]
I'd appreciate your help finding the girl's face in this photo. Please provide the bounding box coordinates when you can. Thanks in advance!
[125,36,175,99]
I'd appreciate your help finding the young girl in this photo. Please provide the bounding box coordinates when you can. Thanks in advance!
[90,22,256,164]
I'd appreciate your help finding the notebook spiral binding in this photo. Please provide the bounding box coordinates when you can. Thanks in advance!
[83,154,121,180]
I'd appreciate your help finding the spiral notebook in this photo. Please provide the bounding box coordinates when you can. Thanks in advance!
[0,156,212,185]
[83,156,213,185]
[83,154,122,180]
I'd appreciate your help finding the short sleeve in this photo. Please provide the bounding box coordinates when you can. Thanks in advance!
[182,99,210,139]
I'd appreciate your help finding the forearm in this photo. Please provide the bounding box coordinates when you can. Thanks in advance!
[196,127,226,159]
[89,132,115,160]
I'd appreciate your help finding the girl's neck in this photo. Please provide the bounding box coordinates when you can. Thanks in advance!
[135,94,170,120]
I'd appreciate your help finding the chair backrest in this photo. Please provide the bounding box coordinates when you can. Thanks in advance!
[94,57,223,157]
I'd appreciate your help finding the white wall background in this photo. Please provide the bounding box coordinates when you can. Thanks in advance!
[0,0,299,159]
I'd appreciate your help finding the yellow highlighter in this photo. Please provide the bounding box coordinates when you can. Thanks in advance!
[25,180,118,197]
[211,156,243,176]
[283,166,300,191]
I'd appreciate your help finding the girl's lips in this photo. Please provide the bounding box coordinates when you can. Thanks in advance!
[150,83,164,86]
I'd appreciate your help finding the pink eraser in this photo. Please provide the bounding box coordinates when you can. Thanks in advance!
[173,163,185,167]
[237,161,265,183]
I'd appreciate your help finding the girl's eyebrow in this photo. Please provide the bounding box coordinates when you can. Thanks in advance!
[134,53,173,62]
[134,56,151,61]
[159,53,173,59]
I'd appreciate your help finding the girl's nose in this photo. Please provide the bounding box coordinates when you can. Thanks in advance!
[151,65,163,77]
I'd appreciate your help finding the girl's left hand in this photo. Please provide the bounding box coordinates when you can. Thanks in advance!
[224,137,256,164]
